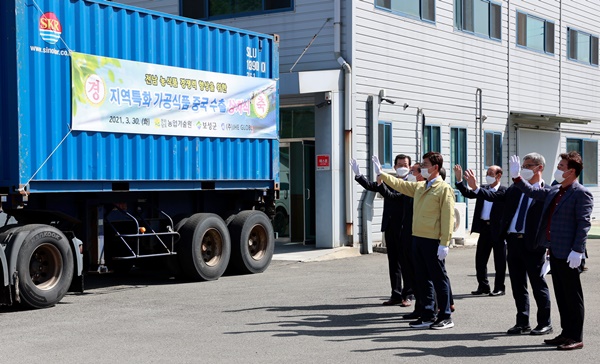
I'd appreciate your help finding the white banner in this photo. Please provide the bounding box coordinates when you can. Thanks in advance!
[71,52,277,139]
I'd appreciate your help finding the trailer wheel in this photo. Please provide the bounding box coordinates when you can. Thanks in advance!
[227,210,274,274]
[16,225,74,309]
[177,214,231,281]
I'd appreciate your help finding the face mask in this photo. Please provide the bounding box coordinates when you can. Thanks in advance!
[396,167,410,178]
[486,176,496,185]
[554,169,567,184]
[406,174,417,182]
[420,167,431,179]
[520,168,534,181]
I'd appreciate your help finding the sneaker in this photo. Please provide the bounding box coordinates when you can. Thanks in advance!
[409,318,436,329]
[430,318,454,330]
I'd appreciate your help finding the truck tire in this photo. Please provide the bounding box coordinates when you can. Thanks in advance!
[227,210,274,274]
[177,213,231,281]
[16,225,74,309]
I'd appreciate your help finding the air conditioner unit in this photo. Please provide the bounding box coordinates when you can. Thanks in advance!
[452,202,467,243]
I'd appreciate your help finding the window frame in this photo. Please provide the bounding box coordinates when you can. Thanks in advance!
[374,0,436,24]
[451,127,468,202]
[378,121,393,168]
[566,138,598,186]
[454,0,502,41]
[516,10,555,55]
[180,0,294,21]
[423,125,441,155]
[484,131,502,168]
[567,26,599,66]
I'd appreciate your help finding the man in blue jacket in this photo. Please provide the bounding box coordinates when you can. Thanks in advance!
[510,152,593,351]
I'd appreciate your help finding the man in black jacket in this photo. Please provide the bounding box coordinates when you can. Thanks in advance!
[351,154,414,306]
[473,153,553,336]
[454,164,507,296]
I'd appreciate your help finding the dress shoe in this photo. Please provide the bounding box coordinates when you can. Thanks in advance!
[400,298,412,307]
[544,335,569,346]
[402,311,420,320]
[471,288,491,295]
[382,298,403,306]
[530,325,553,335]
[557,339,584,350]
[507,325,531,335]
[489,290,505,296]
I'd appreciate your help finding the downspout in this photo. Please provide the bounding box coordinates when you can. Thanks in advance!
[334,0,354,238]
[360,96,376,254]
[475,88,483,182]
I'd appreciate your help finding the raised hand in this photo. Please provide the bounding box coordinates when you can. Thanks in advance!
[453,164,463,182]
[465,169,478,190]
[509,155,521,179]
[371,155,383,176]
[350,158,361,176]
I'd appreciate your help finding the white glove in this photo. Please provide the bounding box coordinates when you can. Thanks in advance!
[437,245,449,261]
[567,250,584,269]
[350,158,361,176]
[371,155,383,176]
[509,155,521,179]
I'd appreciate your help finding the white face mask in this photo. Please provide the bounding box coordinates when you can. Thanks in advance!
[396,167,410,178]
[520,168,534,181]
[406,174,417,182]
[554,169,566,184]
[486,175,496,185]
[421,167,431,179]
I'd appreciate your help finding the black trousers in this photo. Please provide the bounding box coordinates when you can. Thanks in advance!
[413,236,452,320]
[399,230,414,299]
[384,224,403,300]
[475,223,506,291]
[506,234,551,327]
[550,250,585,342]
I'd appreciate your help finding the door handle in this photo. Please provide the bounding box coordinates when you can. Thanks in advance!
[306,188,310,200]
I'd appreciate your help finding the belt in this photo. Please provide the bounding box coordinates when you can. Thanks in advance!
[508,233,524,239]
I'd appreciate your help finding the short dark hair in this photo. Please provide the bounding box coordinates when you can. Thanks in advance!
[439,167,446,180]
[413,162,421,173]
[560,151,583,177]
[422,151,443,170]
[395,154,411,166]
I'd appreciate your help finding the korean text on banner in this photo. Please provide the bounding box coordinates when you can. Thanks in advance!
[71,52,277,139]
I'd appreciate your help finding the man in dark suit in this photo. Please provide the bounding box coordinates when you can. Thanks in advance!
[350,154,414,306]
[454,164,506,296]
[475,153,552,336]
[511,152,593,351]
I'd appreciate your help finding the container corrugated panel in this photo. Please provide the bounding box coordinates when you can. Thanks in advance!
[0,0,279,193]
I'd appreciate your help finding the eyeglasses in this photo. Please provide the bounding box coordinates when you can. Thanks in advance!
[521,164,538,169]
[421,164,431,168]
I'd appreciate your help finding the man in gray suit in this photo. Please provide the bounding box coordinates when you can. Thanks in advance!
[510,151,593,351]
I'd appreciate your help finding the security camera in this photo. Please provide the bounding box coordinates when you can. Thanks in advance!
[482,115,488,121]
[381,98,396,105]
[403,103,409,110]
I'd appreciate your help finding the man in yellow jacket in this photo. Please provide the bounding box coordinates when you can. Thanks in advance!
[374,151,455,330]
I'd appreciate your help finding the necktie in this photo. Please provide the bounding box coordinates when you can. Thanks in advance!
[515,194,528,232]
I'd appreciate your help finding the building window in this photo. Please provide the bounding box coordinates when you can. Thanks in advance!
[378,121,393,167]
[451,128,467,201]
[375,0,435,22]
[423,125,441,154]
[516,11,554,54]
[280,107,314,139]
[485,131,502,167]
[567,27,599,66]
[181,0,293,20]
[454,0,501,40]
[566,138,598,185]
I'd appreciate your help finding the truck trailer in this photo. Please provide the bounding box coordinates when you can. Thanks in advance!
[0,0,280,308]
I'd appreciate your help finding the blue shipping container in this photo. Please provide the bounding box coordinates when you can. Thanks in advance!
[0,0,279,194]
